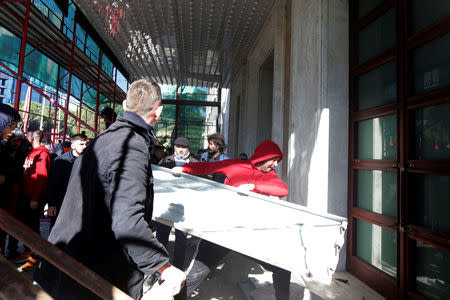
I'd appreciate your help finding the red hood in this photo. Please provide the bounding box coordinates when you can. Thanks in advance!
[249,141,284,166]
[31,145,50,155]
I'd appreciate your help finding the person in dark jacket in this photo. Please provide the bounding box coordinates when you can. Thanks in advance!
[150,144,165,165]
[156,137,198,269]
[34,78,186,300]
[46,133,88,228]
[0,103,20,185]
[1,130,30,257]
[172,141,291,300]
[0,103,21,254]
[0,108,22,207]
[49,140,71,163]
[199,133,230,183]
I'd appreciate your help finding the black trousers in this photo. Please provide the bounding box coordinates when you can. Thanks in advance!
[155,222,190,270]
[9,196,42,255]
[175,240,291,300]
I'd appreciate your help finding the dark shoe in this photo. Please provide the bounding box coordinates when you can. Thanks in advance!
[10,251,31,264]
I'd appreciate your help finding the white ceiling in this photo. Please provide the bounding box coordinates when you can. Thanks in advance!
[74,0,275,88]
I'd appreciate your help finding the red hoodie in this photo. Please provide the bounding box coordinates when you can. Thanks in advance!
[182,140,288,197]
[23,145,50,203]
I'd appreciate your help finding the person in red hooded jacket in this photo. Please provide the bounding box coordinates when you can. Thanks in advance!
[173,140,288,197]
[11,129,50,269]
[171,140,290,300]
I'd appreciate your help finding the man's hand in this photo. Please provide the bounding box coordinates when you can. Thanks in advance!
[48,206,58,217]
[159,264,186,296]
[0,174,5,185]
[171,166,184,176]
[30,200,39,210]
[237,183,255,193]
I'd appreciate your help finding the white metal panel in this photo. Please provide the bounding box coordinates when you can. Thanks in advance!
[152,165,347,284]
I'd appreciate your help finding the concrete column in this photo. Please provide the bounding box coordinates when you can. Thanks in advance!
[287,0,348,270]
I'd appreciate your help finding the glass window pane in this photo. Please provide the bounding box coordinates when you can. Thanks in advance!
[178,105,218,154]
[411,0,450,35]
[356,170,396,217]
[412,32,450,95]
[412,174,450,235]
[415,241,450,300]
[357,60,396,111]
[155,104,176,147]
[357,114,396,160]
[357,0,383,19]
[356,219,397,278]
[178,86,219,102]
[414,102,450,160]
[116,71,128,92]
[358,8,396,64]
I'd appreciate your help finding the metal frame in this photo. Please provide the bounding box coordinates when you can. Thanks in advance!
[0,0,126,141]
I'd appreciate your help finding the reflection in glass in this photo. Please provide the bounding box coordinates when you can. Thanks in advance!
[358,9,396,64]
[414,102,450,160]
[411,0,450,35]
[357,60,396,111]
[412,32,450,95]
[155,104,176,148]
[356,170,396,217]
[415,241,450,300]
[177,105,218,153]
[161,85,219,102]
[356,219,397,278]
[357,0,383,19]
[357,115,396,160]
[412,174,450,235]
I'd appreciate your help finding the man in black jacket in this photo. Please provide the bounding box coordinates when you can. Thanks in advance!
[156,137,198,269]
[46,133,88,228]
[35,78,186,299]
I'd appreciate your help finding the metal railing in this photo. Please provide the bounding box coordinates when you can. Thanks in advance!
[0,209,133,299]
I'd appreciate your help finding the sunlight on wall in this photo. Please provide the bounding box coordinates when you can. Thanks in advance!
[221,88,230,147]
[288,131,297,174]
[307,108,329,213]
[372,118,383,269]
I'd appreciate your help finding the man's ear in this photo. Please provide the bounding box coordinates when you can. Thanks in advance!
[122,100,128,110]
[154,105,163,120]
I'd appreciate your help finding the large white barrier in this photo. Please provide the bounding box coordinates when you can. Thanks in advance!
[152,165,347,284]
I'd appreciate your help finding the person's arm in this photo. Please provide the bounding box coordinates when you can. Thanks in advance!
[46,158,66,216]
[176,159,237,176]
[107,141,186,294]
[107,141,170,274]
[252,172,289,197]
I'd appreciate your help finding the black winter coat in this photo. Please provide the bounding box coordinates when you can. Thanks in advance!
[46,150,77,209]
[35,113,169,300]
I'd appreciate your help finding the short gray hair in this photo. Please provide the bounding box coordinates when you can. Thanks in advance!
[125,78,161,116]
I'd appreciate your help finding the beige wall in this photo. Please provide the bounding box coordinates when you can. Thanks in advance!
[229,0,286,160]
[230,0,348,206]
[229,0,349,270]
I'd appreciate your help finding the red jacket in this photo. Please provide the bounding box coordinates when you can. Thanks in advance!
[23,145,50,203]
[182,141,288,197]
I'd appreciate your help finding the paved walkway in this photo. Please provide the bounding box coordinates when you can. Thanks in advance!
[3,220,384,300]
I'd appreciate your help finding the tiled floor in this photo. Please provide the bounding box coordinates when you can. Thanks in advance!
[3,221,384,300]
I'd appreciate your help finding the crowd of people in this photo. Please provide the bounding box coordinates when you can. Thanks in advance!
[0,102,89,271]
[0,77,291,300]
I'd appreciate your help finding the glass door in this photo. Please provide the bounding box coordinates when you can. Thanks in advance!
[349,1,450,299]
